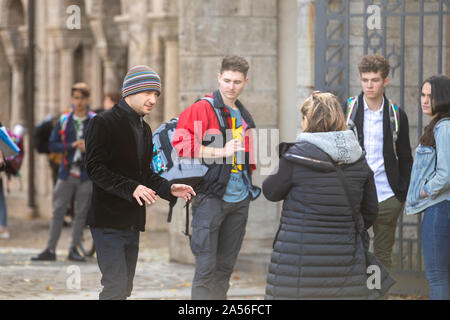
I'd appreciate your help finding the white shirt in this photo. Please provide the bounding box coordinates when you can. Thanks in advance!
[363,97,395,203]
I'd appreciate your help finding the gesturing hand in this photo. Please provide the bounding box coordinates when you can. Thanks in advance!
[223,138,244,158]
[170,184,196,202]
[133,185,158,206]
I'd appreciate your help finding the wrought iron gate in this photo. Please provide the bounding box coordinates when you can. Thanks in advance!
[314,0,450,292]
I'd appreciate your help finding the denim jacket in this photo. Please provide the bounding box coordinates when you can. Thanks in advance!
[405,118,450,215]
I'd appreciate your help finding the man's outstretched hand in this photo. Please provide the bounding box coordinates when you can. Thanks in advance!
[170,184,196,202]
[133,185,158,206]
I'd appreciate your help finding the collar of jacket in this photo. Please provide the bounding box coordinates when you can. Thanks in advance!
[212,90,256,129]
[356,92,392,140]
[118,98,144,127]
[357,92,390,115]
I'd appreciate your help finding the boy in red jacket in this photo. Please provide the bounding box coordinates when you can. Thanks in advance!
[173,55,260,300]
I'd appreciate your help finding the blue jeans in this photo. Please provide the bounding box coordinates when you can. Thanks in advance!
[0,178,7,228]
[91,227,140,300]
[422,200,450,300]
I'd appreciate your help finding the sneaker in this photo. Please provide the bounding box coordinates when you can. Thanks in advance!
[31,249,56,261]
[68,247,86,262]
[0,230,10,239]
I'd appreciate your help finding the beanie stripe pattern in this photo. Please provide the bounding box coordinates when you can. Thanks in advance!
[122,65,161,98]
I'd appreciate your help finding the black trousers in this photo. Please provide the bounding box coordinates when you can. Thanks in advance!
[190,194,250,300]
[91,227,140,300]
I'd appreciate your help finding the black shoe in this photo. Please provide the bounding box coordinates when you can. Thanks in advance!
[68,247,86,262]
[31,249,56,261]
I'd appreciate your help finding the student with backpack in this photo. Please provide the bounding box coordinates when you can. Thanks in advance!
[342,55,413,270]
[173,55,261,300]
[31,83,96,262]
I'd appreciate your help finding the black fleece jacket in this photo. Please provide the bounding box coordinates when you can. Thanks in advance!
[85,100,176,231]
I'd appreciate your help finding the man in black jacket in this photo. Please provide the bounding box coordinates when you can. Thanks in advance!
[85,65,195,300]
[343,55,413,270]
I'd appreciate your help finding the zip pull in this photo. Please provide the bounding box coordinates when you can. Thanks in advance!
[140,116,144,128]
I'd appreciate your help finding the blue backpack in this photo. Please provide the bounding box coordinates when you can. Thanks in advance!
[151,97,227,184]
[150,97,227,236]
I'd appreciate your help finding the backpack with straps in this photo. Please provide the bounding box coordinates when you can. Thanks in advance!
[58,111,96,169]
[150,97,227,238]
[346,96,400,158]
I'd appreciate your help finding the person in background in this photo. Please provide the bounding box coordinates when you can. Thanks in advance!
[95,92,121,114]
[31,82,96,262]
[405,75,450,300]
[0,145,9,240]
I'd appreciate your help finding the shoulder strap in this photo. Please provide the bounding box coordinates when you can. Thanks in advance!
[388,99,400,159]
[346,96,359,125]
[332,162,365,235]
[199,97,226,130]
[59,112,71,134]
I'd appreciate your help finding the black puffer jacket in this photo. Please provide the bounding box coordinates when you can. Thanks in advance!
[263,130,380,300]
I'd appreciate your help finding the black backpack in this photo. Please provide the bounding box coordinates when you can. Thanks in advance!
[34,116,55,154]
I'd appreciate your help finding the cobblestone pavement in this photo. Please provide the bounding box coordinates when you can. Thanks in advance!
[0,247,266,300]
[0,216,266,300]
[0,199,426,300]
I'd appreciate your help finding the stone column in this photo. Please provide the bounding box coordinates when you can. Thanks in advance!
[90,47,103,109]
[163,40,179,122]
[59,47,74,112]
[278,0,299,142]
[0,28,27,128]
[0,41,10,124]
[297,0,315,126]
[9,56,26,128]
[46,35,60,115]
[127,0,149,66]
[103,58,120,94]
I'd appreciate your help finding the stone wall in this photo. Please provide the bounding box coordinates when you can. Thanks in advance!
[0,40,10,125]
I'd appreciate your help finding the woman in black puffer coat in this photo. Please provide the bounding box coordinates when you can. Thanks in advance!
[263,92,394,300]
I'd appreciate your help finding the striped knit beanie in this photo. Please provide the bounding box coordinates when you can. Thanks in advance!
[122,65,161,98]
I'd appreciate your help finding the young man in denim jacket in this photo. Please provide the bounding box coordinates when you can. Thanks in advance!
[31,83,95,262]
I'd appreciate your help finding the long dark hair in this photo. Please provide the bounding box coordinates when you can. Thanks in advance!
[419,75,450,146]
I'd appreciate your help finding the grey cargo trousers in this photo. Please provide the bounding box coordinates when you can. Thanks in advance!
[47,176,92,252]
[190,194,250,300]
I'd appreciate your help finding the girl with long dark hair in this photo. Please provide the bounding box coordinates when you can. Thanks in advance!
[405,75,450,300]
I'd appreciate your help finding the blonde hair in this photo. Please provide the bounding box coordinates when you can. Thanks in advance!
[300,92,346,133]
